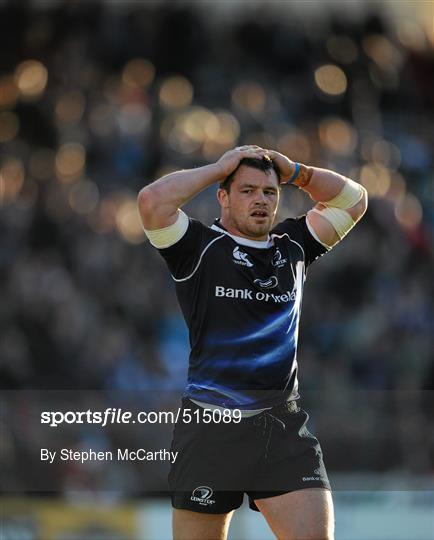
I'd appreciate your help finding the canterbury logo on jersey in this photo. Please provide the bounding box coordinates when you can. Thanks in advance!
[232,246,253,267]
[215,285,296,303]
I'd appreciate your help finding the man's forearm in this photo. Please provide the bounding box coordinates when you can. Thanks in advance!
[140,163,224,211]
[138,146,267,230]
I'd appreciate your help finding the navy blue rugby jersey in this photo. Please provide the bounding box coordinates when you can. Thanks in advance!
[156,216,328,409]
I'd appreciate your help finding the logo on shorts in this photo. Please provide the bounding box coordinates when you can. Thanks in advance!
[254,276,278,289]
[302,468,322,482]
[191,486,215,506]
[233,246,253,267]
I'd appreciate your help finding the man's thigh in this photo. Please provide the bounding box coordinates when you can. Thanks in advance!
[254,488,334,540]
[172,508,234,540]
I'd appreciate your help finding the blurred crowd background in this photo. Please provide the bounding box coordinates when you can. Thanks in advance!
[1,0,434,496]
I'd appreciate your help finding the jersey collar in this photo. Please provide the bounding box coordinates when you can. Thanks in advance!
[211,220,274,249]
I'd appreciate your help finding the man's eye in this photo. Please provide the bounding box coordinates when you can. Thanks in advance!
[243,190,253,193]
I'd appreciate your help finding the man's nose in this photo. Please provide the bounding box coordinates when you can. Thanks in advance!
[254,191,267,204]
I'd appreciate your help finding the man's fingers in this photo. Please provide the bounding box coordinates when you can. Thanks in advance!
[241,150,265,159]
[236,145,265,152]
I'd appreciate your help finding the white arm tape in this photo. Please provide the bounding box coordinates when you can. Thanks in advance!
[310,206,355,241]
[324,178,364,209]
[143,209,189,248]
[305,217,332,250]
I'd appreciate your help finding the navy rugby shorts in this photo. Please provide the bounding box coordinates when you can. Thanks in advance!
[169,398,331,514]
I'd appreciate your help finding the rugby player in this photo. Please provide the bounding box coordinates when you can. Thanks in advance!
[138,145,368,540]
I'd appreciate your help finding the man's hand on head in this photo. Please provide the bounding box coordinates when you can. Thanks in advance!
[216,145,269,178]
[265,150,297,184]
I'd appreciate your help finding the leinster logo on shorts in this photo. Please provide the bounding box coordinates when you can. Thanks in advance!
[191,486,215,506]
[232,246,253,267]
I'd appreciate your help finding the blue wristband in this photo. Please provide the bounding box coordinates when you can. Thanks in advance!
[288,162,300,183]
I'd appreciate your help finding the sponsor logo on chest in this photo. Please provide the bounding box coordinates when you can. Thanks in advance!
[215,285,296,303]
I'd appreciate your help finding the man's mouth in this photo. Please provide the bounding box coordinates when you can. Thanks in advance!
[250,210,268,218]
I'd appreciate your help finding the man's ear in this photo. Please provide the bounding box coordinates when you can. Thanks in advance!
[217,188,229,209]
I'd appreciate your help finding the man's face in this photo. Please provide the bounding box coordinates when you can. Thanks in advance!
[217,165,280,240]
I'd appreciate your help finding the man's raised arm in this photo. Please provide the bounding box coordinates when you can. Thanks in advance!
[267,150,368,249]
[137,146,267,231]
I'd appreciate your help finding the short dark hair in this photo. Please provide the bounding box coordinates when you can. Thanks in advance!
[219,157,281,192]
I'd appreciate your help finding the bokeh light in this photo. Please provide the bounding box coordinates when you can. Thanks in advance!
[319,117,358,155]
[88,197,118,234]
[55,91,86,124]
[361,137,402,170]
[0,76,19,109]
[0,158,25,204]
[19,177,39,208]
[326,35,359,64]
[14,60,48,100]
[394,193,423,230]
[182,108,216,143]
[371,139,401,169]
[118,103,151,135]
[209,112,240,145]
[203,112,241,159]
[159,76,193,109]
[45,185,72,223]
[314,64,347,96]
[276,130,311,163]
[68,180,99,215]
[122,58,155,89]
[385,172,406,204]
[103,76,122,103]
[55,143,86,183]
[88,103,117,137]
[29,148,55,181]
[232,82,267,116]
[166,107,239,156]
[244,131,276,150]
[0,111,20,142]
[167,109,207,154]
[362,34,402,72]
[396,19,427,51]
[359,163,391,197]
[115,199,145,244]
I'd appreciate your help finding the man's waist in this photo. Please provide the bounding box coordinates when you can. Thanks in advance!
[189,396,300,418]
[190,398,270,418]
[184,383,299,411]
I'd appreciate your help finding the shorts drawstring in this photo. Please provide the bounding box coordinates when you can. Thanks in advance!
[253,411,286,460]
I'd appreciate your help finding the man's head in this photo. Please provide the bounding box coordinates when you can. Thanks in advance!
[217,157,281,241]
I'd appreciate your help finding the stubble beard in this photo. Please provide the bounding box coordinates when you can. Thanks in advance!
[231,212,272,240]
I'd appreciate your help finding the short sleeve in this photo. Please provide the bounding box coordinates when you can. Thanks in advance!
[272,215,328,266]
[155,217,208,280]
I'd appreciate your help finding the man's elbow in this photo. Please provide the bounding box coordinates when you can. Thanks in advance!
[138,186,151,212]
[137,185,161,227]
